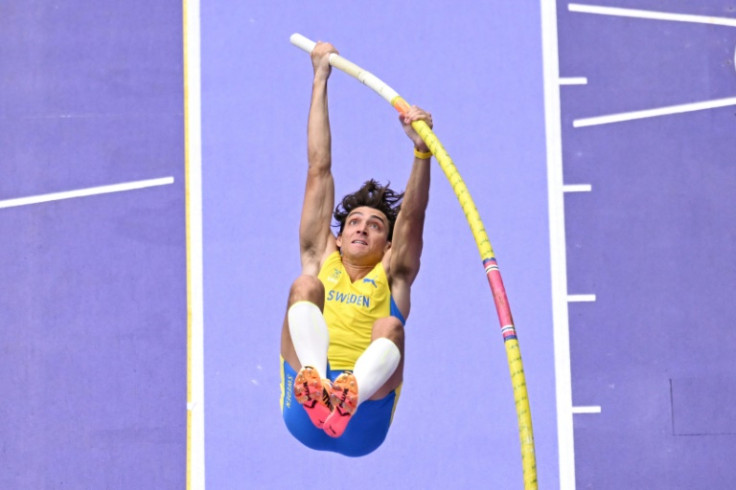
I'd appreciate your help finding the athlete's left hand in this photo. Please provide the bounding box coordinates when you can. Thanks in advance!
[399,105,433,153]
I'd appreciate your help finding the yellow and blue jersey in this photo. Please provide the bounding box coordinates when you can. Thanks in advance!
[318,251,405,371]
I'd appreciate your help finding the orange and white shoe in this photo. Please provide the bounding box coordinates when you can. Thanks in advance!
[323,371,358,438]
[294,366,332,429]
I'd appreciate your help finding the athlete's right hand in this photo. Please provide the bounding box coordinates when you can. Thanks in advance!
[311,41,338,80]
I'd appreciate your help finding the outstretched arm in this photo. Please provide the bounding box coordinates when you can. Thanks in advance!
[299,42,339,275]
[387,106,433,318]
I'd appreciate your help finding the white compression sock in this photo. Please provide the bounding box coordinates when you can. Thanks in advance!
[287,301,329,379]
[352,337,401,406]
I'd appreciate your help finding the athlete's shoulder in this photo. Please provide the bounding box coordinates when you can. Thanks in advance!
[319,250,342,270]
[319,251,345,284]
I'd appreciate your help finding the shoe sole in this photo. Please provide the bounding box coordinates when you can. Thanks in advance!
[324,372,358,438]
[294,367,331,429]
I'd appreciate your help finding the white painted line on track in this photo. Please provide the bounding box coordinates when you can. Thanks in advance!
[542,0,578,487]
[563,184,592,193]
[568,3,736,28]
[574,97,736,127]
[572,405,602,414]
[568,294,597,302]
[0,177,175,209]
[560,77,588,85]
[568,5,736,127]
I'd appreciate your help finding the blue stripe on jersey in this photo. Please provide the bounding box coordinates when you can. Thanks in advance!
[390,296,406,325]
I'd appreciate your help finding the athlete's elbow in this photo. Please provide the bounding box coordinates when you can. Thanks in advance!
[307,143,332,166]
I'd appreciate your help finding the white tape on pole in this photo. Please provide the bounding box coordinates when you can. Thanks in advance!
[290,33,399,103]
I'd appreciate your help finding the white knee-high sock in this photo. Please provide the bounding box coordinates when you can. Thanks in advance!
[352,337,401,406]
[288,301,329,379]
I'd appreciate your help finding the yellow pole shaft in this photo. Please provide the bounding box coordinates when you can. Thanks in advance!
[393,95,537,489]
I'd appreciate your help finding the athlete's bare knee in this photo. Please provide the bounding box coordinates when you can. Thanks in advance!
[372,316,404,348]
[288,274,324,308]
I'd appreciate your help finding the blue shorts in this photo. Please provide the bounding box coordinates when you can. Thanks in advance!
[280,359,400,457]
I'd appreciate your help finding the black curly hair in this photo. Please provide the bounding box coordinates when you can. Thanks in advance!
[333,179,404,241]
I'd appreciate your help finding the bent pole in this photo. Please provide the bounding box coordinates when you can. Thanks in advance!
[290,33,537,489]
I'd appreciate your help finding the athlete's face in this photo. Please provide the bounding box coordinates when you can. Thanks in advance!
[336,206,391,263]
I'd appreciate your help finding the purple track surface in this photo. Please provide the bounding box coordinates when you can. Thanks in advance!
[559,1,736,488]
[4,1,735,489]
[1,2,186,488]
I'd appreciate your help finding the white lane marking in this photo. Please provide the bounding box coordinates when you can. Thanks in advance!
[572,405,602,414]
[0,177,175,209]
[568,3,736,28]
[542,0,578,488]
[568,294,597,302]
[560,77,588,85]
[574,97,736,127]
[563,184,592,193]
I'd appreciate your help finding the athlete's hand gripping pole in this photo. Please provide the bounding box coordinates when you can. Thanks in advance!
[290,34,537,489]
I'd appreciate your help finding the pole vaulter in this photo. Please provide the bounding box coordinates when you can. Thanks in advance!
[290,33,537,490]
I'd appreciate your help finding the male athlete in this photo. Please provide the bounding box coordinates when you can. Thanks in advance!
[280,41,432,457]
